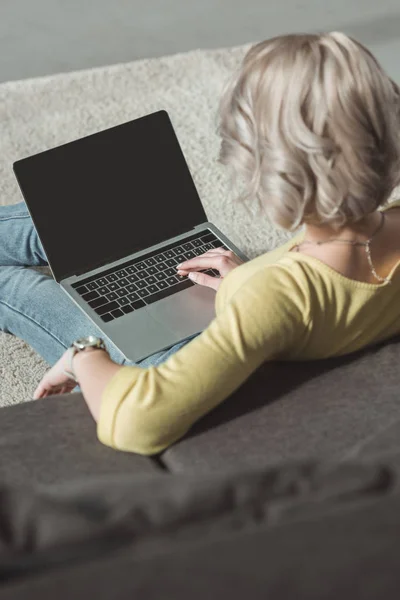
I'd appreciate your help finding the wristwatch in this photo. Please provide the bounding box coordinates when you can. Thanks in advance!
[63,335,108,383]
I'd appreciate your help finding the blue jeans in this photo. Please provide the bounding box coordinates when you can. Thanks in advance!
[0,201,200,390]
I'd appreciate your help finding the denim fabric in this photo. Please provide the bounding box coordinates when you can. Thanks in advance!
[0,201,200,391]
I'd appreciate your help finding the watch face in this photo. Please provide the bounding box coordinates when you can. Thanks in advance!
[75,335,103,349]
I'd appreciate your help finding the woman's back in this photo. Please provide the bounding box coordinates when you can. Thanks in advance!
[214,200,400,362]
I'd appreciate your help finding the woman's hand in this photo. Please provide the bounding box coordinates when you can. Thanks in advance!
[33,348,77,399]
[176,247,244,291]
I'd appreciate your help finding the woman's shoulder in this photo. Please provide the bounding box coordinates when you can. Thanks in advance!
[218,238,311,302]
[225,257,313,309]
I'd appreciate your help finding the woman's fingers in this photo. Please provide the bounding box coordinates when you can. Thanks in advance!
[33,380,70,400]
[176,250,230,273]
[33,383,45,399]
[175,247,236,291]
[177,247,226,267]
[187,271,220,290]
[176,256,212,271]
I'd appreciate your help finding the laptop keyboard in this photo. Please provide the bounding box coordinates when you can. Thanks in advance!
[71,231,225,322]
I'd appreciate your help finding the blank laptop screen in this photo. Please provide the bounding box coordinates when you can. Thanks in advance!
[13,111,208,282]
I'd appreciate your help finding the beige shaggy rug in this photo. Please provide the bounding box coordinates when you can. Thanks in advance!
[1,43,399,407]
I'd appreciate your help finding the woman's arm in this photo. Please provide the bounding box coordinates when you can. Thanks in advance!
[96,267,309,456]
[72,348,124,420]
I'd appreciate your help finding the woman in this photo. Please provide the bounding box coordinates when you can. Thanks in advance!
[2,32,400,455]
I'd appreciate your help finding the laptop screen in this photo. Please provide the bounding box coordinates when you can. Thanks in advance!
[13,111,208,282]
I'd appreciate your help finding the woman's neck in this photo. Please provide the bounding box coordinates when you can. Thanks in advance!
[303,211,383,245]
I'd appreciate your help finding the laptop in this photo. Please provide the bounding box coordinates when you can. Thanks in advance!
[13,110,248,362]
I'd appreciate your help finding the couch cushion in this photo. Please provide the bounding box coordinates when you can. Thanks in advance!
[17,488,397,600]
[161,335,400,473]
[0,461,396,599]
[0,393,162,485]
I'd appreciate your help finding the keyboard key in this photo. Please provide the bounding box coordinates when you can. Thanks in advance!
[106,273,118,282]
[106,291,118,301]
[201,232,216,243]
[147,284,159,294]
[165,267,177,277]
[182,242,194,251]
[86,281,99,291]
[94,301,120,315]
[88,296,108,309]
[144,275,157,285]
[202,243,214,251]
[107,282,119,292]
[126,283,138,293]
[116,269,127,278]
[144,257,156,266]
[127,274,139,283]
[193,247,205,256]
[97,277,108,287]
[136,261,146,271]
[166,276,179,286]
[155,271,168,281]
[121,305,134,314]
[82,290,100,302]
[97,286,109,295]
[157,280,168,289]
[111,308,124,318]
[137,288,150,298]
[211,240,223,248]
[166,258,179,267]
[154,254,165,263]
[136,269,149,279]
[192,238,203,247]
[116,288,127,298]
[118,297,130,306]
[174,246,186,255]
[183,250,195,260]
[146,266,158,275]
[118,277,129,287]
[136,280,148,289]
[165,250,177,259]
[131,299,146,310]
[144,278,194,305]
[76,285,89,295]
[127,292,140,302]
[101,313,114,322]
[125,265,138,274]
[155,263,168,272]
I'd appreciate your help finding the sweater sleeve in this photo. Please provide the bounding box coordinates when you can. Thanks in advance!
[97,267,309,455]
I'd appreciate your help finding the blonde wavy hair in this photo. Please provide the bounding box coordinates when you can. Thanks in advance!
[217,32,400,232]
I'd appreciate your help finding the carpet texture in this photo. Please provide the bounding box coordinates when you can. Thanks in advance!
[1,43,399,407]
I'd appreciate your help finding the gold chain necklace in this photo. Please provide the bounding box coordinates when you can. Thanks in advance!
[294,211,391,284]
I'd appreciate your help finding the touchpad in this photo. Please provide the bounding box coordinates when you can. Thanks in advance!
[148,284,216,338]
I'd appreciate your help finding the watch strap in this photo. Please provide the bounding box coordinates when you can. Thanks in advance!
[63,347,79,382]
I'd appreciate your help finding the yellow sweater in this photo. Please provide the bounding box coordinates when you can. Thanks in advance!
[98,199,400,455]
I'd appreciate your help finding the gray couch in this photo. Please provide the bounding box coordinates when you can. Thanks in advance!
[1,333,400,597]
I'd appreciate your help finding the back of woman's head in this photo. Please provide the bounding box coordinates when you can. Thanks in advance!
[218,32,400,232]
